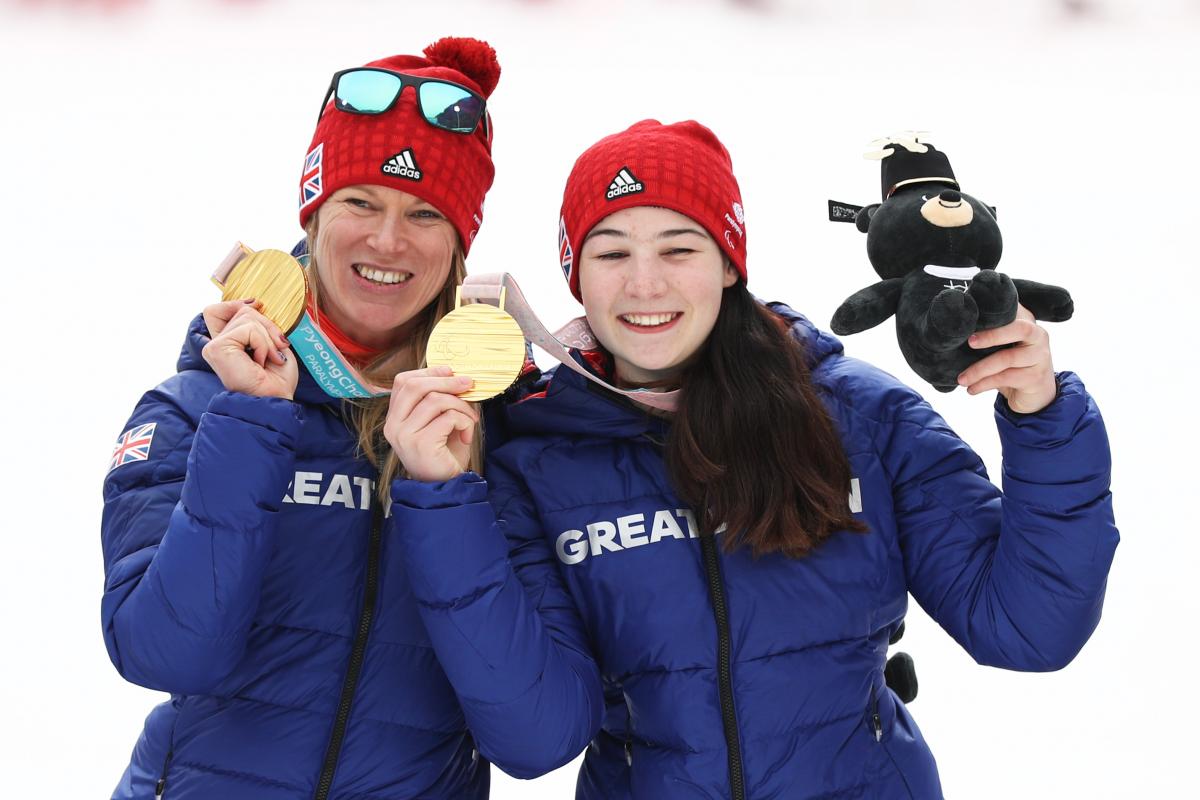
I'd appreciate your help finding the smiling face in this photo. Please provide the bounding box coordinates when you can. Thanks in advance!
[579,206,739,387]
[310,184,458,350]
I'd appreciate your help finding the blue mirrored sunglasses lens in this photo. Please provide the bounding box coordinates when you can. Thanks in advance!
[418,81,483,133]
[335,70,403,114]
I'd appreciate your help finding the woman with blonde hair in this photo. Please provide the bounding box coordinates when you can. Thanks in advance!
[101,37,502,800]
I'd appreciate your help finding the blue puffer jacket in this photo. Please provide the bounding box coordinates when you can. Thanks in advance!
[101,315,488,800]
[390,304,1118,799]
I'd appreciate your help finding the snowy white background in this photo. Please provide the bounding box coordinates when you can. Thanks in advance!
[1,0,1196,796]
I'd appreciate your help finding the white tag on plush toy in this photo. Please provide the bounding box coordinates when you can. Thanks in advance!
[923,265,981,280]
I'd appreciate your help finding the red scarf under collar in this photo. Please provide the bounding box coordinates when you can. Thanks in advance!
[305,297,385,367]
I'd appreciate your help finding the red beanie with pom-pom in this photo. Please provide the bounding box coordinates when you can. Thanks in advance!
[299,37,500,254]
[557,119,747,301]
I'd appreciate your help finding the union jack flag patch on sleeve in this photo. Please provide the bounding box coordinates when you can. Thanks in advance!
[109,423,157,473]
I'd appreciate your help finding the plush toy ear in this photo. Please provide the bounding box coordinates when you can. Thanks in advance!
[855,203,880,233]
[989,206,997,219]
[828,199,863,224]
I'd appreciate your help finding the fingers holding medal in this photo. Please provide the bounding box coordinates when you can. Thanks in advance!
[202,307,300,399]
[425,290,526,401]
[384,291,526,482]
[207,248,530,471]
[205,245,306,400]
[384,367,480,482]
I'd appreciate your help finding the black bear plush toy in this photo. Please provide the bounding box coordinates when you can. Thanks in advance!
[828,136,1074,392]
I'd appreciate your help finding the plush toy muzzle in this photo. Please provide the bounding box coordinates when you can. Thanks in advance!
[921,189,974,228]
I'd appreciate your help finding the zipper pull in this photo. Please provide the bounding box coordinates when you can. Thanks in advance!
[869,687,883,742]
[154,777,166,799]
[624,739,633,766]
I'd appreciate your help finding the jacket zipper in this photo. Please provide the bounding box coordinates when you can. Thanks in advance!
[624,704,633,767]
[698,532,746,800]
[154,702,182,799]
[314,504,384,800]
[870,687,883,742]
[154,747,172,800]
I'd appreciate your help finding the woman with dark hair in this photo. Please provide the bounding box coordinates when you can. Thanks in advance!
[383,120,1118,798]
[100,38,503,800]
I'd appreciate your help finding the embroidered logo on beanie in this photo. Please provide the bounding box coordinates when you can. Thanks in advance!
[300,144,324,210]
[381,149,422,181]
[724,200,746,251]
[558,216,574,280]
[470,208,483,243]
[606,167,644,201]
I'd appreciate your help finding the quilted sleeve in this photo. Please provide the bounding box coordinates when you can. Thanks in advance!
[883,371,1119,671]
[389,464,603,779]
[100,385,304,694]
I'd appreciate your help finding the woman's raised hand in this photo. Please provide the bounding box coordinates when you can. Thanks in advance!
[201,300,298,400]
[384,366,478,483]
[957,304,1057,414]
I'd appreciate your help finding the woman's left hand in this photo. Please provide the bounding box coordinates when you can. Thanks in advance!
[957,304,1057,414]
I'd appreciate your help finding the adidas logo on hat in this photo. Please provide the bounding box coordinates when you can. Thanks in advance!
[606,167,644,200]
[382,149,422,181]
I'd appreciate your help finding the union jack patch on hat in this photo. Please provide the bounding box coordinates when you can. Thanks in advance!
[300,143,324,210]
[558,216,574,281]
[109,423,157,473]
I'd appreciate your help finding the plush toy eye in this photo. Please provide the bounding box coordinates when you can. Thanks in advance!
[921,194,931,202]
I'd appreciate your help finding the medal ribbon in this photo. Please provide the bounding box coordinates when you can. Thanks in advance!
[286,313,390,398]
[461,273,679,412]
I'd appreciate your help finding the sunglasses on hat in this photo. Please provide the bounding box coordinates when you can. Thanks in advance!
[317,67,489,139]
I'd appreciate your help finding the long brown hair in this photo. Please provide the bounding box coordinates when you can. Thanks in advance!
[304,220,482,502]
[665,282,866,558]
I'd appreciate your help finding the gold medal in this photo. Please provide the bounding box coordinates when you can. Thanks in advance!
[426,287,526,401]
[211,244,308,335]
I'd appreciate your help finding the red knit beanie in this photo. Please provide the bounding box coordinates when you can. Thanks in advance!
[558,119,747,301]
[299,37,500,255]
